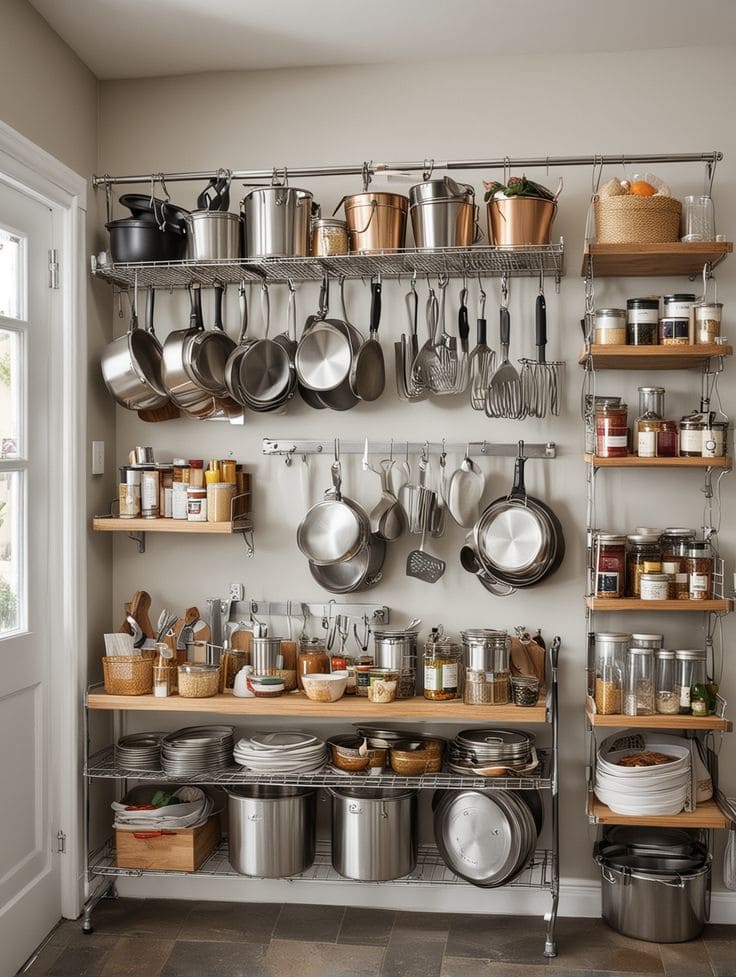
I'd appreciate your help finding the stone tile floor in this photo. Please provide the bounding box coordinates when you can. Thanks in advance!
[18,899,736,977]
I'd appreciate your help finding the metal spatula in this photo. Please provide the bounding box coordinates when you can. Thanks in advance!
[406,487,446,583]
[486,279,524,419]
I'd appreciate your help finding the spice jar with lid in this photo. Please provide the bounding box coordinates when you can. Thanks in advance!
[624,646,655,716]
[686,541,713,601]
[655,649,679,714]
[635,386,665,457]
[187,486,207,522]
[627,298,659,345]
[626,533,661,597]
[119,466,141,519]
[640,572,670,601]
[657,420,679,457]
[679,415,705,457]
[674,648,707,713]
[594,632,628,715]
[423,628,461,701]
[661,528,695,599]
[596,402,629,458]
[585,396,622,454]
[593,309,627,345]
[297,637,329,691]
[311,218,349,256]
[594,533,626,599]
[694,302,722,344]
[140,465,160,519]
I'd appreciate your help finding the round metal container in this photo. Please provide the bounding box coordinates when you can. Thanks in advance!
[372,627,419,671]
[227,785,317,877]
[242,186,313,258]
[487,196,556,246]
[330,787,417,881]
[461,629,510,672]
[185,211,242,260]
[251,636,282,675]
[342,192,408,253]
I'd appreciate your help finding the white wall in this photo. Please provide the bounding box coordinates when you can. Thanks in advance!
[98,46,736,900]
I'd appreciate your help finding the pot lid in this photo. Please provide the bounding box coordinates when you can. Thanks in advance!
[434,790,522,884]
[409,177,475,205]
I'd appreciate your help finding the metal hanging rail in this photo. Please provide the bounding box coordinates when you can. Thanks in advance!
[262,439,557,459]
[93,151,722,189]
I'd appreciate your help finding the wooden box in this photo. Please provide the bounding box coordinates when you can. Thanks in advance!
[115,813,220,872]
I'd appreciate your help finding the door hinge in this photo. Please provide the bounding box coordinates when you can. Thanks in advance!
[48,249,59,289]
[56,830,66,854]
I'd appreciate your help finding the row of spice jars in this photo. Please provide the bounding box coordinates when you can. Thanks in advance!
[593,632,715,716]
[119,454,250,522]
[594,529,714,601]
[593,294,723,347]
[595,395,729,459]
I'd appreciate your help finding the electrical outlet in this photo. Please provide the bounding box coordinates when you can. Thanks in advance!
[228,582,244,602]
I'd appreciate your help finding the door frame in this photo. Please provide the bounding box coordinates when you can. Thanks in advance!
[0,119,87,919]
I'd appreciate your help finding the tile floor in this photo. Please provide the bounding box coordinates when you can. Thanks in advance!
[19,899,736,977]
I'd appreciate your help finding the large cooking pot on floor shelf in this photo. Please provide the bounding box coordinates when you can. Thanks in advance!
[227,785,317,878]
[330,786,417,881]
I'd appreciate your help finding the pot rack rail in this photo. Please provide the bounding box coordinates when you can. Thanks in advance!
[92,151,722,189]
[225,599,389,627]
[262,439,558,460]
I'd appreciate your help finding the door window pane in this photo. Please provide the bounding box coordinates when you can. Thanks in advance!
[0,228,23,320]
[0,471,21,635]
[0,329,19,459]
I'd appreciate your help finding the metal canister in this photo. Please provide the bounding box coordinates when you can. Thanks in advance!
[242,186,313,259]
[372,627,418,700]
[342,192,409,253]
[118,466,141,518]
[679,415,705,457]
[140,465,160,519]
[702,419,729,458]
[409,178,479,249]
[460,629,510,671]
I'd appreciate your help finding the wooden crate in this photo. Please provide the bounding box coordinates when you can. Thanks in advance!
[115,814,220,872]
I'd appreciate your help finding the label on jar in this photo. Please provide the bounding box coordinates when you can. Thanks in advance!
[662,561,679,576]
[187,496,207,522]
[679,685,691,709]
[665,300,693,318]
[641,577,669,600]
[628,308,659,324]
[637,431,656,457]
[596,572,620,595]
[172,482,188,520]
[680,429,703,454]
[702,429,724,458]
[119,482,141,518]
[424,663,458,692]
[603,435,628,449]
[442,663,458,691]
[689,573,709,595]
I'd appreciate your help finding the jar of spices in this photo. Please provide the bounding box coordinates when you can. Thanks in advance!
[640,572,670,601]
[463,669,511,705]
[594,632,628,715]
[423,629,461,701]
[511,675,540,707]
[172,459,190,520]
[624,647,655,716]
[694,302,723,344]
[593,309,627,345]
[594,533,626,598]
[221,459,237,484]
[674,648,707,714]
[585,396,622,454]
[657,420,679,457]
[311,218,349,256]
[297,638,330,691]
[158,465,173,518]
[655,650,679,714]
[661,528,695,599]
[627,298,659,345]
[207,482,236,523]
[355,663,373,696]
[140,465,160,519]
[188,459,205,489]
[686,541,713,601]
[186,486,207,522]
[635,386,665,457]
[663,294,696,319]
[702,418,729,458]
[626,534,661,597]
[679,415,705,457]
[118,466,141,519]
[595,402,629,458]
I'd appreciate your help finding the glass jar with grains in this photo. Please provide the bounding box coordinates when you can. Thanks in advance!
[423,628,461,701]
[655,649,679,714]
[635,387,665,458]
[686,541,713,601]
[594,632,629,715]
[626,533,661,598]
[311,218,349,256]
[661,528,695,599]
[624,647,655,716]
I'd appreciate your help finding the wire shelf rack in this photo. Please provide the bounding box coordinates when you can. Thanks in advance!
[89,838,556,890]
[90,243,565,289]
[86,746,552,791]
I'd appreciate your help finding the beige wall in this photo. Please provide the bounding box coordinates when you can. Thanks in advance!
[96,47,736,905]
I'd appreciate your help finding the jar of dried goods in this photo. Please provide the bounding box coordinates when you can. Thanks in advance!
[593,309,627,345]
[686,541,713,601]
[594,533,626,598]
[626,533,661,597]
[594,632,629,715]
[679,415,705,457]
[694,302,722,344]
[596,402,628,458]
[674,648,707,714]
[624,647,655,716]
[635,386,665,457]
[655,649,679,714]
[626,298,659,345]
[661,528,695,599]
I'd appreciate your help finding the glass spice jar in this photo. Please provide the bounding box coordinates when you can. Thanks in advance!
[657,420,679,457]
[423,629,461,701]
[596,402,629,458]
[694,302,722,344]
[626,533,661,597]
[655,649,679,714]
[627,298,659,345]
[640,572,670,601]
[593,309,627,345]
[635,386,665,457]
[659,318,689,346]
[311,218,349,256]
[686,541,713,601]
[594,533,627,598]
[679,415,705,457]
[661,528,695,600]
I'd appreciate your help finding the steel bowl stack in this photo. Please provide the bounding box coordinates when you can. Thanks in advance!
[161,725,235,776]
[448,729,535,774]
[115,732,162,772]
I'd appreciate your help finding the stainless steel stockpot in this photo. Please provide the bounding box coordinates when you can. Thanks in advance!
[409,177,481,249]
[186,211,243,261]
[242,186,313,258]
[227,785,317,878]
[330,786,417,881]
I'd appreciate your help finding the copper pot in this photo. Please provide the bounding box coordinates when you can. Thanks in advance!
[487,195,557,246]
[341,192,408,253]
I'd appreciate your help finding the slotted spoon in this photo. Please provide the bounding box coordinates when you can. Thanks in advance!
[406,486,446,583]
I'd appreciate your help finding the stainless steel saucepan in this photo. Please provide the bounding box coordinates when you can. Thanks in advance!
[161,283,215,413]
[100,286,168,411]
[297,458,371,566]
[184,281,236,396]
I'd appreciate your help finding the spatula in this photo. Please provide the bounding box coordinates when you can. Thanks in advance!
[406,487,446,583]
[486,281,524,420]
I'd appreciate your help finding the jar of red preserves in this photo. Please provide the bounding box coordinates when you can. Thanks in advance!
[594,533,627,598]
[596,402,628,458]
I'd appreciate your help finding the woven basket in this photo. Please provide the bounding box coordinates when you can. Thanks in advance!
[103,655,154,695]
[594,194,682,244]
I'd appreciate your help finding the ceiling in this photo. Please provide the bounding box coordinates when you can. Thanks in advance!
[29,0,736,80]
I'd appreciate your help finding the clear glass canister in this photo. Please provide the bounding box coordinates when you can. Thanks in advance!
[594,533,626,598]
[624,647,655,716]
[694,302,722,344]
[297,637,329,691]
[655,650,679,714]
[594,309,627,345]
[585,396,622,454]
[680,415,705,457]
[626,534,661,597]
[464,669,510,705]
[661,528,695,599]
[630,633,663,651]
[686,541,713,600]
[675,649,707,713]
[596,402,629,458]
[635,386,665,458]
[423,629,461,701]
[594,632,628,715]
[311,218,349,256]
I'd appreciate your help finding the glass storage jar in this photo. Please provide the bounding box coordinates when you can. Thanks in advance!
[596,402,629,458]
[593,309,627,345]
[585,396,622,454]
[657,420,679,457]
[686,541,714,601]
[675,648,707,714]
[594,533,626,599]
[594,632,629,715]
[663,293,696,319]
[659,318,689,346]
[626,533,661,597]
[694,302,722,344]
[640,572,670,601]
[311,218,349,256]
[297,638,329,691]
[630,633,663,651]
[464,669,510,705]
[624,647,655,716]
[679,415,705,457]
[635,386,665,457]
[627,298,659,345]
[423,630,461,701]
[655,649,679,714]
[661,528,695,599]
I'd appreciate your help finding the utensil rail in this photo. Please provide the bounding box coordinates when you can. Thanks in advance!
[262,438,557,459]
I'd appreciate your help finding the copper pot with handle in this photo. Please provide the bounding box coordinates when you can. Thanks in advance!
[338,192,408,253]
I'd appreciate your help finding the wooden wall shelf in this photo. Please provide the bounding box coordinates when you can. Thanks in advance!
[585,700,732,732]
[581,241,733,277]
[577,344,732,371]
[93,517,239,534]
[586,597,733,613]
[588,794,729,829]
[584,453,731,469]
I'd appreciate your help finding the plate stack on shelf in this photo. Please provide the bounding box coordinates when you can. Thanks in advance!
[447,728,536,775]
[115,732,163,772]
[161,725,235,776]
[233,731,327,774]
[594,732,692,817]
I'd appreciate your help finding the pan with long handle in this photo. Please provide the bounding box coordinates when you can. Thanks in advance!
[184,282,236,395]
[101,285,168,411]
[162,283,214,413]
[318,279,361,411]
[224,282,253,405]
[352,279,386,401]
[295,277,353,392]
[237,283,292,408]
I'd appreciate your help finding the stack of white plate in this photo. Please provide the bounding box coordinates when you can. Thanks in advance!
[112,785,214,829]
[234,730,327,773]
[161,725,235,776]
[595,733,691,816]
[115,732,162,771]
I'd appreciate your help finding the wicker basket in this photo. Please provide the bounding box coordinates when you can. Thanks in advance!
[594,194,682,244]
[103,655,154,695]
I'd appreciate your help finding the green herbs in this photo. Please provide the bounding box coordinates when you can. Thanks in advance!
[483,175,555,203]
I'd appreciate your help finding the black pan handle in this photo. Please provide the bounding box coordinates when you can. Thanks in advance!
[213,282,224,331]
[476,317,487,346]
[500,306,510,347]
[190,283,204,331]
[536,293,547,364]
[509,442,527,500]
[458,301,470,352]
[144,287,156,336]
[370,281,382,338]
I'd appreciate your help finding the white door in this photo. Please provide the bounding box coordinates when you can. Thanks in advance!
[0,181,59,975]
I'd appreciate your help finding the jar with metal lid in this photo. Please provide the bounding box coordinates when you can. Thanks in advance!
[140,465,160,519]
[186,486,206,521]
[635,386,665,457]
[627,298,659,345]
[593,309,627,345]
[661,528,695,599]
[640,572,670,601]
[594,632,628,715]
[630,633,663,651]
[663,293,696,319]
[596,402,628,458]
[686,541,713,601]
[657,420,679,457]
[655,650,679,714]
[311,218,348,256]
[373,626,419,700]
[694,302,722,344]
[702,418,729,458]
[626,534,661,597]
[461,629,510,671]
[463,669,510,705]
[118,466,141,519]
[675,649,707,713]
[680,415,705,457]
[423,629,461,701]
[624,647,655,716]
[585,396,622,454]
[594,533,626,599]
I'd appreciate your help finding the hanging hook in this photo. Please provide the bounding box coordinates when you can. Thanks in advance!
[334,437,340,463]
[285,446,296,467]
[361,161,372,192]
[422,158,435,181]
[389,438,394,463]
[503,156,511,185]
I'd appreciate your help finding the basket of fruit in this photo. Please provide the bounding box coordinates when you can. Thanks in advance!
[594,174,682,244]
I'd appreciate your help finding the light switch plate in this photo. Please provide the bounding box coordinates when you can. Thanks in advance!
[228,582,244,602]
[91,440,105,475]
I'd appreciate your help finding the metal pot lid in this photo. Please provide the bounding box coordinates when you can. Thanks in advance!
[434,790,520,884]
[409,178,475,205]
[457,729,533,748]
[601,825,700,855]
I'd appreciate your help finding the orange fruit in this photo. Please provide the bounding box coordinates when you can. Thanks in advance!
[630,180,656,197]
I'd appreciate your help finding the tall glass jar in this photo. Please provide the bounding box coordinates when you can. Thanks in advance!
[627,298,659,345]
[596,402,629,458]
[423,629,462,701]
[661,528,695,599]
[680,415,705,457]
[626,533,661,597]
[686,541,714,601]
[594,533,627,598]
[594,633,629,715]
[297,637,329,691]
[655,649,678,714]
[694,302,722,344]
[675,649,707,714]
[635,387,665,458]
[624,647,655,716]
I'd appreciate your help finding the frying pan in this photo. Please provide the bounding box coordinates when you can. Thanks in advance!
[308,534,386,593]
[237,284,293,407]
[224,282,254,405]
[185,282,236,395]
[297,459,371,566]
[100,286,168,411]
[317,280,362,411]
[352,280,386,401]
[295,278,352,392]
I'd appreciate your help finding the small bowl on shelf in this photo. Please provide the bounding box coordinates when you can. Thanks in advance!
[301,670,349,703]
[390,738,445,775]
[328,734,370,772]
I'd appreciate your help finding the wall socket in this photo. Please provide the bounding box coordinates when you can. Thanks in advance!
[228,582,244,602]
